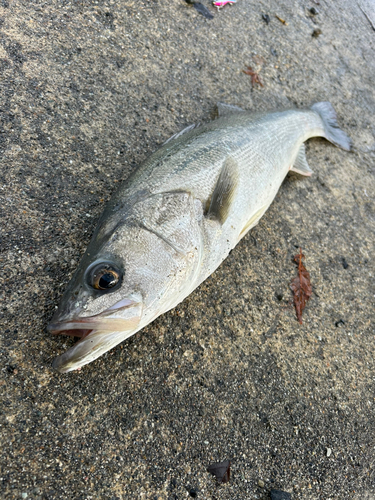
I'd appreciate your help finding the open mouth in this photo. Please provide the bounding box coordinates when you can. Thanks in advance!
[48,322,94,339]
[49,317,142,373]
[48,296,142,338]
[48,317,138,337]
[49,296,143,373]
[50,328,93,339]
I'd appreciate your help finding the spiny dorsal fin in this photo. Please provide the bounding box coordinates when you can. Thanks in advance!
[163,123,199,145]
[290,144,313,176]
[216,102,245,117]
[207,157,238,224]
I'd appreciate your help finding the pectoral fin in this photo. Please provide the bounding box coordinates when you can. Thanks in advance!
[290,144,313,176]
[207,157,238,224]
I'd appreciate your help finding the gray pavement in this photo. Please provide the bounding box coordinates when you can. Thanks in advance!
[0,0,375,498]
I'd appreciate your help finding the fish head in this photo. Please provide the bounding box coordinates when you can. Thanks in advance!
[49,191,203,373]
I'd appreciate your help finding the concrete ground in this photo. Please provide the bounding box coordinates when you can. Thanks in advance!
[0,0,374,498]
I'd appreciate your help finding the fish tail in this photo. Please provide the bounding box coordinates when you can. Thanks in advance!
[311,102,352,151]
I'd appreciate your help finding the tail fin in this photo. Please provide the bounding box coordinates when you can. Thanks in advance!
[311,102,352,151]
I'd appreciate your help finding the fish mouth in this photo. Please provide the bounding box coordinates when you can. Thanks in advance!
[52,328,92,338]
[48,323,94,340]
[49,297,143,374]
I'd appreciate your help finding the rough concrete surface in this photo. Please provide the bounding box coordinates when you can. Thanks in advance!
[1,0,374,499]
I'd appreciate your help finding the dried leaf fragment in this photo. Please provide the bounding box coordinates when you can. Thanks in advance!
[207,460,231,483]
[290,249,312,324]
[242,66,263,87]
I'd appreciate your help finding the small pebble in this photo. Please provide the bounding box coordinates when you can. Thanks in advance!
[312,28,322,37]
[309,7,319,14]
[327,447,332,457]
[342,257,349,269]
[262,13,270,24]
[258,479,265,487]
[270,490,292,500]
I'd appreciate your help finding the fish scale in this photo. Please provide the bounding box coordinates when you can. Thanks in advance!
[49,102,351,372]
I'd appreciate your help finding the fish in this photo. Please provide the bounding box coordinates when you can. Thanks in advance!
[48,102,351,373]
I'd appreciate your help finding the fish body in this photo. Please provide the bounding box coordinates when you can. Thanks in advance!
[49,102,351,372]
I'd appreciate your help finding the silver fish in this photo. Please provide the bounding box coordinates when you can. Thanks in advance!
[48,102,351,373]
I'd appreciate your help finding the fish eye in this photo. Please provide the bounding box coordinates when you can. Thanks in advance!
[87,263,122,292]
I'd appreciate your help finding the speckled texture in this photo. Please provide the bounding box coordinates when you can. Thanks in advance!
[0,1,374,499]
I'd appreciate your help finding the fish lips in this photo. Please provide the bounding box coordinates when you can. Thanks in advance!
[49,296,143,373]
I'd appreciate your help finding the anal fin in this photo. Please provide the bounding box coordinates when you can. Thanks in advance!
[207,157,238,224]
[290,144,313,176]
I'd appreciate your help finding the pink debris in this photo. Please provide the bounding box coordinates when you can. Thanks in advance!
[213,0,237,9]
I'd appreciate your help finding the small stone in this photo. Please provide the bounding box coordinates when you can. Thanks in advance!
[262,13,270,24]
[224,307,231,316]
[258,479,265,488]
[270,490,292,500]
[327,447,332,457]
[309,7,319,15]
[21,494,28,499]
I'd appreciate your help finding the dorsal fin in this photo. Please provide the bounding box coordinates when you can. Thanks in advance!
[163,123,199,145]
[216,102,245,117]
[290,144,313,176]
[207,157,238,224]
